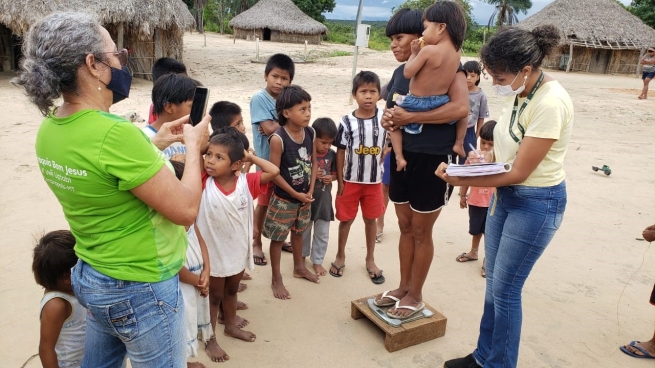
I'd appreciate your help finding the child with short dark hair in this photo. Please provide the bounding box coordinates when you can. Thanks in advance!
[330,71,386,284]
[251,54,296,265]
[148,57,188,124]
[301,117,338,276]
[195,129,279,360]
[456,120,496,278]
[461,61,489,164]
[263,85,319,299]
[209,101,246,134]
[33,230,85,368]
[143,73,202,160]
[390,1,468,170]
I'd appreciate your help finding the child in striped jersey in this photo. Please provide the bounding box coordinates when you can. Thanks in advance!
[329,71,387,284]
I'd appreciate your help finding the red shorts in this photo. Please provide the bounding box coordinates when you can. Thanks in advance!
[257,182,274,206]
[336,182,385,221]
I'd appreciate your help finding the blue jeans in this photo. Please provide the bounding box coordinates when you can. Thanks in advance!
[399,93,453,134]
[473,182,567,368]
[72,260,186,368]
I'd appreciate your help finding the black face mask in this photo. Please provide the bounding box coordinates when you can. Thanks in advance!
[102,65,132,104]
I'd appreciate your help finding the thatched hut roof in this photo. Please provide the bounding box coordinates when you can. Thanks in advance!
[229,0,328,35]
[516,0,655,49]
[0,0,194,39]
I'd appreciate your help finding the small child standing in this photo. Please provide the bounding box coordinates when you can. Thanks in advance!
[302,117,338,276]
[456,120,496,278]
[170,161,213,367]
[263,85,319,299]
[33,230,85,368]
[390,1,468,170]
[330,71,386,284]
[460,61,490,164]
[195,129,279,358]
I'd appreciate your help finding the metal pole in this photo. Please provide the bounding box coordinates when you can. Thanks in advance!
[256,37,260,61]
[349,0,364,105]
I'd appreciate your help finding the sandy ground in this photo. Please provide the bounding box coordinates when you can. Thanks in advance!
[1,32,654,367]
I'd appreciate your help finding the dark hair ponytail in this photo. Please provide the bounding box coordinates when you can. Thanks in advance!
[480,25,561,73]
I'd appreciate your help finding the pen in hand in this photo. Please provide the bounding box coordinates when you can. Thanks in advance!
[468,143,486,163]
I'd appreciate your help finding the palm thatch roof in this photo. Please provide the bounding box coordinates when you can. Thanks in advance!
[0,0,194,39]
[516,0,655,50]
[229,0,328,35]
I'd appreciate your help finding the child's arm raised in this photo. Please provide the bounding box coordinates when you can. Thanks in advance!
[39,298,72,368]
[245,149,280,184]
[269,135,314,203]
[404,41,442,79]
[195,224,210,296]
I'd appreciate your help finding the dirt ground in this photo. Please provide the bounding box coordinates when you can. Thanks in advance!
[1,32,654,367]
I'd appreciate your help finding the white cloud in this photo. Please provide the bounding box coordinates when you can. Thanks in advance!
[330,4,392,20]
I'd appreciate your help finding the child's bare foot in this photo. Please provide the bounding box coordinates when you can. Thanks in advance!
[395,158,407,171]
[242,272,252,281]
[293,266,320,283]
[271,279,291,299]
[313,263,327,276]
[187,362,206,368]
[205,336,229,363]
[237,300,249,310]
[224,326,256,342]
[238,283,247,292]
[217,314,249,328]
[453,142,466,158]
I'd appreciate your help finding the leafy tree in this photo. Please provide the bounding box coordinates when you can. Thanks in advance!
[292,0,336,22]
[628,0,655,29]
[485,0,532,28]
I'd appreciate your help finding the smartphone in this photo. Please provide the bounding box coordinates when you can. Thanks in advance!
[189,87,209,126]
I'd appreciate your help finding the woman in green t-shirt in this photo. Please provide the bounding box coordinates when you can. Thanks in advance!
[14,11,209,367]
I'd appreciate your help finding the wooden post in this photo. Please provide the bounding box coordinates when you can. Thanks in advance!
[566,43,573,73]
[117,23,124,50]
[255,37,259,61]
[636,48,645,78]
[154,28,163,59]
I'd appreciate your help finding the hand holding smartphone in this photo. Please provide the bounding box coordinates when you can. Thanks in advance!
[189,87,209,126]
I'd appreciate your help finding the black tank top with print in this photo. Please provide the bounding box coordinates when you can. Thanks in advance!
[269,126,315,203]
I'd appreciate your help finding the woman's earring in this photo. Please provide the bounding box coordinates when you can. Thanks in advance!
[96,76,101,91]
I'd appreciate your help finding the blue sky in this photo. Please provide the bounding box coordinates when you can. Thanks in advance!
[325,0,632,24]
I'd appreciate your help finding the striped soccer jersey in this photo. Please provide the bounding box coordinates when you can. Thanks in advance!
[335,108,386,184]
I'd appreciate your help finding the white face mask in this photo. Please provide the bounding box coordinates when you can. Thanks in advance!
[493,72,527,96]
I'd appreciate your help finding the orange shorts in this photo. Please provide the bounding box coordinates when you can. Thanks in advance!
[335,182,385,222]
[257,181,274,206]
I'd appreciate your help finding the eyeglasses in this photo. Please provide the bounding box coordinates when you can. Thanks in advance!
[100,49,129,67]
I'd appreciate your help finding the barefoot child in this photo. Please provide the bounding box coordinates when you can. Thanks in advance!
[330,71,386,284]
[263,85,319,299]
[302,117,338,276]
[170,161,213,367]
[460,60,489,164]
[455,120,496,278]
[209,101,254,173]
[251,54,296,264]
[33,230,86,368]
[389,1,468,170]
[195,130,279,355]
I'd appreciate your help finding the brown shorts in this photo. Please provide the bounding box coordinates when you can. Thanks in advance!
[262,194,311,241]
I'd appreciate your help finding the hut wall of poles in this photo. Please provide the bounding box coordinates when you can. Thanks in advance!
[542,44,644,75]
[233,28,322,44]
[105,23,185,81]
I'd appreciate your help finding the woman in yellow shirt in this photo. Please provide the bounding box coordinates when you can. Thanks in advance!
[438,25,573,368]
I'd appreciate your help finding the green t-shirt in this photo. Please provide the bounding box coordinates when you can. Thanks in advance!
[35,109,187,282]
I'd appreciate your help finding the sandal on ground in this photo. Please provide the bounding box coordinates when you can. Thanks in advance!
[368,269,385,284]
[281,242,293,253]
[373,290,399,307]
[456,253,478,262]
[620,341,655,359]
[329,262,345,277]
[375,232,383,243]
[253,253,267,266]
[386,300,425,319]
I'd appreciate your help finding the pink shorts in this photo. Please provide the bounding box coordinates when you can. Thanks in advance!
[335,182,385,221]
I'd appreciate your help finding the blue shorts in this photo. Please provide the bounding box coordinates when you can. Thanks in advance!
[399,94,453,134]
[382,154,391,185]
[642,70,655,80]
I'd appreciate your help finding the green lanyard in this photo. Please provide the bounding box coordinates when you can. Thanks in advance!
[509,71,545,144]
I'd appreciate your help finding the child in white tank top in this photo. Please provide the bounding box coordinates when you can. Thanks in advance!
[33,230,86,368]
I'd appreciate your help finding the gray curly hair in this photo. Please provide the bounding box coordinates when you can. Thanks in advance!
[12,12,106,116]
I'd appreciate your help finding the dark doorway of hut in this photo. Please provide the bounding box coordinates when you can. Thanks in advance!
[589,49,611,74]
[263,28,271,41]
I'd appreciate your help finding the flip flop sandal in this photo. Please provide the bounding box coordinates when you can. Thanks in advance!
[386,301,425,320]
[368,269,385,284]
[620,341,655,359]
[329,262,345,277]
[253,253,267,266]
[373,290,400,307]
[375,232,383,243]
[281,242,293,253]
[481,265,486,278]
[456,253,478,262]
